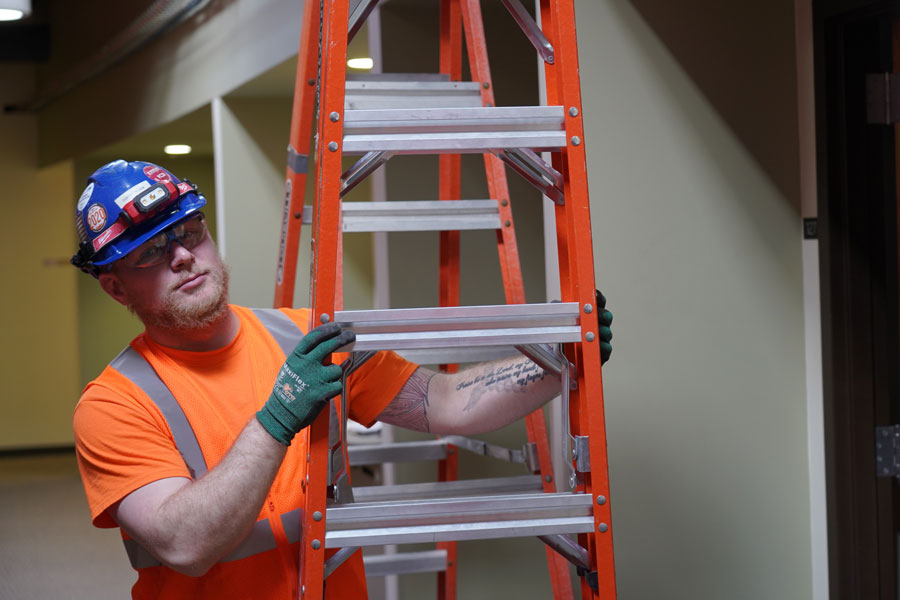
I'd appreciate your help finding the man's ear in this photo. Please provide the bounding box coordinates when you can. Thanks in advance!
[98,271,129,307]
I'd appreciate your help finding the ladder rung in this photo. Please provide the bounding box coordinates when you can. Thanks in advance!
[363,550,448,577]
[325,492,594,547]
[342,106,566,155]
[346,79,484,110]
[335,302,581,352]
[352,475,544,502]
[301,200,501,233]
[343,200,501,232]
[396,345,519,365]
[349,439,448,465]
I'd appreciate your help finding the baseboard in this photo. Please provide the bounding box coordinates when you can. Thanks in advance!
[0,444,75,458]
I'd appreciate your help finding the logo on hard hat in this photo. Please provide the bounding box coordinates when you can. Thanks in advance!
[143,165,171,182]
[77,183,94,212]
[86,203,107,232]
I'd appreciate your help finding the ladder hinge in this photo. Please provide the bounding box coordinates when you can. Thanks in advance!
[866,73,900,124]
[523,442,540,473]
[573,436,590,473]
[875,425,900,477]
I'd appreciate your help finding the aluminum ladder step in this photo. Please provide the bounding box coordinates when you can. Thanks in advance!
[395,345,519,365]
[300,199,501,232]
[352,475,544,503]
[342,105,566,155]
[325,492,594,548]
[346,75,484,110]
[335,302,581,352]
[363,550,448,577]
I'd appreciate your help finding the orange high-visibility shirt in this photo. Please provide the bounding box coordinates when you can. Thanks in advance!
[74,305,418,599]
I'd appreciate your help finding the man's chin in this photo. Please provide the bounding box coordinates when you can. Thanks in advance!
[132,268,231,331]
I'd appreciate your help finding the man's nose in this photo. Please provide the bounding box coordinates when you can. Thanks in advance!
[168,239,195,269]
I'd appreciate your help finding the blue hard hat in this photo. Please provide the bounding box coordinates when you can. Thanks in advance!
[71,160,206,275]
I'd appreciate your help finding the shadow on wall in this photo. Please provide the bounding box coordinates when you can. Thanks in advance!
[627,0,801,207]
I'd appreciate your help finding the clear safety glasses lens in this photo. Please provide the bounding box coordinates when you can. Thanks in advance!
[122,214,207,269]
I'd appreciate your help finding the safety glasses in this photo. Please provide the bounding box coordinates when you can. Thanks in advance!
[120,213,208,269]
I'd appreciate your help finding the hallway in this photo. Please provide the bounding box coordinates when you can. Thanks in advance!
[0,452,134,599]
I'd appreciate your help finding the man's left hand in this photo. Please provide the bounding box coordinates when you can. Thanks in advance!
[596,290,613,365]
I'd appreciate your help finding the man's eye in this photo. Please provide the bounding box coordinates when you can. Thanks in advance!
[136,246,164,265]
[180,230,200,246]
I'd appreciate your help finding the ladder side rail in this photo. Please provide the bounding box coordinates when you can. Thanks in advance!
[545,0,617,597]
[538,0,589,593]
[459,2,574,598]
[301,0,352,598]
[437,2,464,598]
[274,0,321,308]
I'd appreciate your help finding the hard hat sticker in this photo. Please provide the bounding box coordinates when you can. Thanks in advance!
[143,165,171,182]
[86,203,108,232]
[77,183,94,211]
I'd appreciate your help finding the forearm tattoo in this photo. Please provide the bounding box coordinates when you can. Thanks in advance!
[378,367,436,432]
[456,359,547,413]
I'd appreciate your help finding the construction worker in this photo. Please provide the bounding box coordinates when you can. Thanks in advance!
[70,159,612,599]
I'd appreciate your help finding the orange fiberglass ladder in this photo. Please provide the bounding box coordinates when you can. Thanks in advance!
[272,1,616,598]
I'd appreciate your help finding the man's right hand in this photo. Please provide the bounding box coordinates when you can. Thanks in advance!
[256,322,356,445]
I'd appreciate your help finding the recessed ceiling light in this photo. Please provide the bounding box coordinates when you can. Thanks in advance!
[164,144,192,155]
[347,57,374,70]
[0,1,30,21]
[0,9,24,20]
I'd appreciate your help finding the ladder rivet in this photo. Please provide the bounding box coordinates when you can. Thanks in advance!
[329,111,340,122]
[311,539,321,549]
[307,78,315,86]
[585,332,595,342]
[597,495,607,505]
[501,199,508,207]
[486,102,493,107]
[302,585,306,595]
[569,107,579,117]
[328,141,338,152]
[598,523,609,533]
[482,81,490,89]
[504,220,511,227]
[313,511,323,521]
[571,136,581,146]
[545,475,553,483]
[294,212,302,219]
[584,303,593,314]
[321,313,331,323]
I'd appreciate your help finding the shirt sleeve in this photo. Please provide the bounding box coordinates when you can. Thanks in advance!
[347,351,419,427]
[73,368,191,529]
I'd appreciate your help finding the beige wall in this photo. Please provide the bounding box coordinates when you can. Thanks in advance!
[579,1,811,599]
[0,64,78,449]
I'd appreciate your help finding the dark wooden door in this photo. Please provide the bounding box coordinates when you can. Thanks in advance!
[816,1,900,598]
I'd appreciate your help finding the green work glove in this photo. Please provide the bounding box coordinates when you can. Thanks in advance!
[257,322,356,445]
[595,290,613,365]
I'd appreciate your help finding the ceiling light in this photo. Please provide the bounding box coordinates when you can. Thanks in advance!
[347,57,374,70]
[164,144,192,155]
[0,0,30,21]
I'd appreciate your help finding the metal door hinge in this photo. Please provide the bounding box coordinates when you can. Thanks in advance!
[875,425,900,477]
[866,73,900,124]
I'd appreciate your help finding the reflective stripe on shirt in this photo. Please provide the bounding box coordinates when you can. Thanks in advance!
[111,308,304,570]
